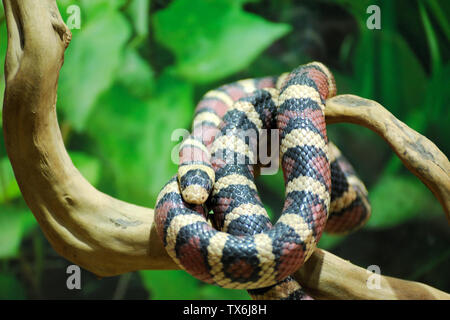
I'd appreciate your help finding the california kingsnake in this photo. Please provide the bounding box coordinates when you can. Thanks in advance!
[154,62,371,300]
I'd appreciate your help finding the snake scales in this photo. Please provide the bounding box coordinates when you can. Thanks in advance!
[155,62,371,300]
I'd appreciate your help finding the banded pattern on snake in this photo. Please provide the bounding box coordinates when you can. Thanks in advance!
[154,62,371,300]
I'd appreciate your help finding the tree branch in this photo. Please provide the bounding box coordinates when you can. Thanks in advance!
[325,95,450,220]
[2,0,176,277]
[294,249,449,300]
[2,0,449,299]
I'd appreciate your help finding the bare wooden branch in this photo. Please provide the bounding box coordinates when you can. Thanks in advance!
[325,95,450,220]
[2,0,177,277]
[294,249,450,300]
[2,0,449,299]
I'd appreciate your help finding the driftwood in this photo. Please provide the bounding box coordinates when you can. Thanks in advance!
[2,0,449,300]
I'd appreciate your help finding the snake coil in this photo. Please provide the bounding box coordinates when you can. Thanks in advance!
[155,62,371,300]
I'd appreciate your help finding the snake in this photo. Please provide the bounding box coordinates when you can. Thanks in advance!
[154,62,371,300]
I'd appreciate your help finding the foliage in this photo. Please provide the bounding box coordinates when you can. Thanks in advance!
[0,0,448,299]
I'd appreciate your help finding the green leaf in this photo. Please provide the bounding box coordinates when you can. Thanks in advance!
[126,0,151,39]
[317,0,373,23]
[87,71,192,206]
[0,207,33,258]
[140,270,200,299]
[353,30,427,121]
[0,158,21,203]
[0,22,7,120]
[422,63,450,129]
[117,48,155,98]
[426,0,450,42]
[257,170,285,198]
[154,0,291,83]
[69,152,101,187]
[0,273,26,299]
[263,205,275,222]
[58,9,131,131]
[367,174,440,228]
[86,84,152,204]
[198,285,250,300]
[141,71,193,205]
[79,0,127,17]
[353,29,376,99]
[318,233,345,250]
[419,0,442,76]
[58,0,126,29]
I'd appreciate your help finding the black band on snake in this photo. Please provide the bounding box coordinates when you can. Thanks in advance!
[154,62,371,300]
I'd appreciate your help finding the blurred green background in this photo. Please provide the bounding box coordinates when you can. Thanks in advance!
[0,0,448,299]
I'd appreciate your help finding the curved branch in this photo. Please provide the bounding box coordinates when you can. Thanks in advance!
[2,0,176,277]
[325,95,450,220]
[294,249,449,300]
[2,0,449,299]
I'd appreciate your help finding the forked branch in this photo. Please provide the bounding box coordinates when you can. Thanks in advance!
[2,0,449,299]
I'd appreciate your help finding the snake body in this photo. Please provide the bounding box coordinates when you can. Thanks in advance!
[155,62,371,299]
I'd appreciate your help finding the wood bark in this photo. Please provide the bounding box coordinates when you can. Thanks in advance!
[2,0,449,299]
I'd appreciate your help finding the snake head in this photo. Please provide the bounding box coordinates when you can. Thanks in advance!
[178,166,214,205]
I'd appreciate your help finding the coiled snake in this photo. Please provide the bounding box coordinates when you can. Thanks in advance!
[155,62,371,300]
